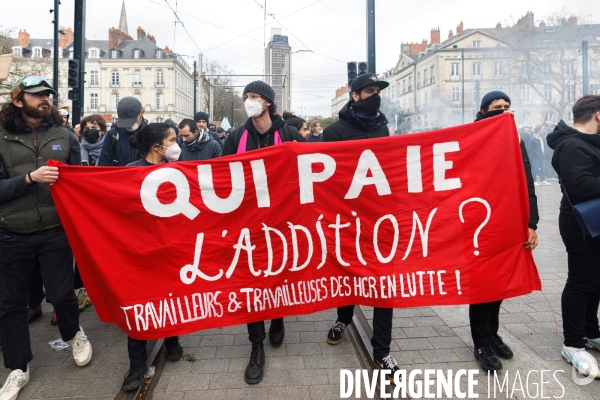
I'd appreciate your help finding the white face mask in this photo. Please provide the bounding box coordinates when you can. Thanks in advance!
[157,143,182,161]
[126,122,139,132]
[244,99,266,118]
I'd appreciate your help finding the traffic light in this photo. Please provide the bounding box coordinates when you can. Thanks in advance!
[67,89,79,101]
[68,59,80,88]
[357,62,368,77]
[347,62,357,88]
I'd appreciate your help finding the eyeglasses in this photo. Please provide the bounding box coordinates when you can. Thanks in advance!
[11,76,54,98]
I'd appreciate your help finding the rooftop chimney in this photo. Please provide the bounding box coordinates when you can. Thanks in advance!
[457,21,464,35]
[136,26,146,40]
[496,22,502,29]
[64,26,74,45]
[164,45,172,54]
[400,43,410,55]
[18,29,30,47]
[448,29,454,39]
[430,27,440,45]
[147,34,156,45]
[539,20,546,27]
[108,27,133,49]
[516,11,535,31]
[568,16,578,31]
[59,26,67,49]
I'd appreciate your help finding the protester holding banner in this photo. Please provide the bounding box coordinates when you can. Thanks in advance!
[0,76,92,400]
[469,90,539,372]
[222,80,301,385]
[322,73,401,379]
[120,123,184,391]
[98,97,148,166]
[547,94,600,379]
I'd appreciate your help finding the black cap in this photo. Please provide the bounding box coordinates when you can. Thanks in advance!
[208,124,217,131]
[351,73,389,93]
[194,111,209,122]
[243,81,275,103]
[116,97,143,128]
[480,91,511,111]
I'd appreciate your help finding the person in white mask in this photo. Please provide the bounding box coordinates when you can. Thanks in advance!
[120,123,184,392]
[221,81,301,385]
[98,97,148,166]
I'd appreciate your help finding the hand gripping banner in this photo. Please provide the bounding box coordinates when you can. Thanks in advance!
[50,114,540,340]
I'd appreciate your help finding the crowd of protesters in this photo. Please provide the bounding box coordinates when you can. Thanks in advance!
[0,72,599,400]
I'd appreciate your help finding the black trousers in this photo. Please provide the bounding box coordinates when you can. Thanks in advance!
[337,305,393,361]
[469,300,502,346]
[247,318,284,344]
[0,227,79,369]
[560,214,600,348]
[28,258,46,307]
[128,336,179,368]
[73,261,84,290]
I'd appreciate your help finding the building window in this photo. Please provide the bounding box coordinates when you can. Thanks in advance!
[545,112,554,123]
[111,71,120,87]
[90,70,99,86]
[567,112,574,122]
[133,50,140,59]
[402,79,406,93]
[430,66,435,83]
[472,62,481,77]
[565,60,575,75]
[12,46,22,57]
[111,50,119,59]
[424,92,428,107]
[424,115,429,127]
[543,61,552,73]
[133,71,142,87]
[417,72,421,88]
[567,85,575,101]
[544,84,552,101]
[451,86,460,101]
[155,50,163,59]
[423,69,427,86]
[521,85,531,102]
[494,62,502,75]
[90,93,98,110]
[32,47,42,58]
[472,40,481,48]
[451,63,459,79]
[111,93,119,111]
[591,85,600,96]
[156,93,164,111]
[90,49,98,58]
[156,71,164,87]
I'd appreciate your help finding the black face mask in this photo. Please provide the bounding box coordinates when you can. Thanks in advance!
[83,129,101,143]
[481,109,506,120]
[353,94,381,116]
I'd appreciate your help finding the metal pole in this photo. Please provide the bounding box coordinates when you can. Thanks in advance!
[193,61,197,115]
[366,0,376,74]
[461,48,464,124]
[231,101,234,128]
[582,40,589,95]
[52,0,60,107]
[72,0,86,125]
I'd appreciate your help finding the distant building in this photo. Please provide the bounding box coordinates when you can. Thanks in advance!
[4,1,200,124]
[331,83,349,117]
[265,28,292,112]
[361,12,600,130]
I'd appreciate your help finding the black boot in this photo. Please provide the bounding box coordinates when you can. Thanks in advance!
[492,336,513,359]
[474,345,502,371]
[122,366,147,391]
[268,318,285,348]
[244,343,265,384]
[165,337,183,362]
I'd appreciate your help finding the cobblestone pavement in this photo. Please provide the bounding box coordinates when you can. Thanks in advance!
[2,183,599,399]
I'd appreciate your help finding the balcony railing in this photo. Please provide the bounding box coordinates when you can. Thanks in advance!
[133,82,142,88]
[156,82,164,87]
[450,75,460,81]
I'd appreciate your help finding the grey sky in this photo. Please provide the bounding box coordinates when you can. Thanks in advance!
[1,0,598,117]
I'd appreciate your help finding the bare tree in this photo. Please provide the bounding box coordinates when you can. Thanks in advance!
[203,61,245,126]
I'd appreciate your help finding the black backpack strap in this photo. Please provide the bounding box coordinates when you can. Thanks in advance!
[110,129,119,166]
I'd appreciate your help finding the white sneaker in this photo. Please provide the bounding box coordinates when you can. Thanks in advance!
[586,337,600,351]
[562,345,600,378]
[0,368,29,400]
[70,326,92,367]
[534,182,540,186]
[540,181,551,185]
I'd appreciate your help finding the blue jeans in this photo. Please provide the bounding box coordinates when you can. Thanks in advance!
[531,157,546,182]
[0,227,79,369]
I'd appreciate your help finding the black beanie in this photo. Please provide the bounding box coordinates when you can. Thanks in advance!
[194,111,209,122]
[480,91,511,112]
[243,81,275,103]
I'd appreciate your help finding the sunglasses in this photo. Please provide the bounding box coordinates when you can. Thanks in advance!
[11,76,54,98]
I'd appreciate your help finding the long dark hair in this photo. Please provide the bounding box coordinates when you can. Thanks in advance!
[0,98,63,134]
[282,111,305,131]
[129,123,173,157]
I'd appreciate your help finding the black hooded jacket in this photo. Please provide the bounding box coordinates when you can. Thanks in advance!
[547,120,600,213]
[222,113,300,156]
[475,112,539,230]
[323,101,389,142]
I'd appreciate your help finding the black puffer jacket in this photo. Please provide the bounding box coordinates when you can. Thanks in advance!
[323,101,389,142]
[475,112,539,230]
[547,120,600,213]
[222,114,300,156]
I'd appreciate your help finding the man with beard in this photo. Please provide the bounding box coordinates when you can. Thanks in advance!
[177,118,221,160]
[98,97,148,166]
[0,76,92,400]
[222,80,301,385]
[322,73,401,380]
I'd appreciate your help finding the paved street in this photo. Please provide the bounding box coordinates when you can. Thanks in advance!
[2,183,599,399]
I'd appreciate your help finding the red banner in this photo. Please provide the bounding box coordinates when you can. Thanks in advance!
[50,114,540,340]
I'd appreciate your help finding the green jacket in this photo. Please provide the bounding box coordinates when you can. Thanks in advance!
[0,122,80,233]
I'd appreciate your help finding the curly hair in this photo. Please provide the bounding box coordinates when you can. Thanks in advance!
[0,98,63,134]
